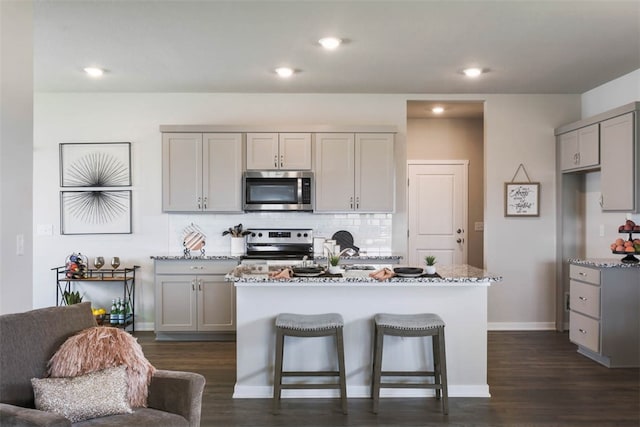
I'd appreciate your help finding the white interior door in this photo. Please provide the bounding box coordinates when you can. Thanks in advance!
[408,162,468,266]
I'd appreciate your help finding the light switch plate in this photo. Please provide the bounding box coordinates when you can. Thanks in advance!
[474,222,484,231]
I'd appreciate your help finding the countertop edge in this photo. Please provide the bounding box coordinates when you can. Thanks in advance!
[569,258,640,268]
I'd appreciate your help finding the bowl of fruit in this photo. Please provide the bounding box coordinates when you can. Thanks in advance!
[610,220,640,263]
[92,307,107,325]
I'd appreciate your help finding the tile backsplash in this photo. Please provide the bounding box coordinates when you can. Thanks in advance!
[167,212,393,255]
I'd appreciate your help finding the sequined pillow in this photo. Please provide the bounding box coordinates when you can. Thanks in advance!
[31,365,132,422]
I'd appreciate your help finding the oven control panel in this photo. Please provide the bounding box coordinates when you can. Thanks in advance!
[247,228,313,245]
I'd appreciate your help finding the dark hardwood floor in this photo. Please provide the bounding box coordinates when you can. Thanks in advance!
[136,331,640,427]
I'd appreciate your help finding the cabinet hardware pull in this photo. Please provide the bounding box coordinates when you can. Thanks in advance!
[203,197,207,209]
[197,197,201,210]
[350,196,353,209]
[280,155,284,168]
[356,197,359,209]
[191,280,195,290]
[579,272,586,276]
[198,281,202,291]
[579,328,587,334]
[189,266,204,270]
[579,296,587,301]
[274,155,278,167]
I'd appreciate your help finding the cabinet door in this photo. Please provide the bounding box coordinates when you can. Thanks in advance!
[198,275,236,331]
[246,133,279,170]
[355,133,395,212]
[155,275,197,331]
[279,133,312,170]
[601,113,635,211]
[162,133,203,211]
[203,133,243,212]
[314,133,355,212]
[559,130,579,171]
[577,124,600,169]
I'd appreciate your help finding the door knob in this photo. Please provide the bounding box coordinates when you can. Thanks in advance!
[456,238,462,243]
[457,228,462,234]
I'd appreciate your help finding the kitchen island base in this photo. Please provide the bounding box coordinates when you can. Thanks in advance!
[233,282,492,399]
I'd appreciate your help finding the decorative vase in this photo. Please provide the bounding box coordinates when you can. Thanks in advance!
[230,237,246,256]
[328,265,341,274]
[425,265,436,275]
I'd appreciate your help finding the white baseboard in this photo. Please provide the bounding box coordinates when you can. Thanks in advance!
[488,322,556,331]
[233,384,490,399]
[135,322,154,331]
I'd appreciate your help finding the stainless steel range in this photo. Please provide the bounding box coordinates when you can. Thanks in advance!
[243,228,313,261]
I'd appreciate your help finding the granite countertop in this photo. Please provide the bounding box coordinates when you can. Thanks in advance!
[569,258,640,268]
[313,255,403,262]
[227,264,502,286]
[151,254,242,260]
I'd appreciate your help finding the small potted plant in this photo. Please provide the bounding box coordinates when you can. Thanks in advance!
[223,224,252,256]
[425,255,437,275]
[326,247,356,274]
[328,255,342,274]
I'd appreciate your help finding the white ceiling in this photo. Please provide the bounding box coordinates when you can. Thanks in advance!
[34,0,639,96]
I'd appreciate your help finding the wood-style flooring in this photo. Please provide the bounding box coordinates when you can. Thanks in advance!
[136,331,640,427]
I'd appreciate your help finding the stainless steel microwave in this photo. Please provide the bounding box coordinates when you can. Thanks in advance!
[243,171,313,212]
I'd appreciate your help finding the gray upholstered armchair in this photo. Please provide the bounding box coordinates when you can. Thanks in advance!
[0,302,205,426]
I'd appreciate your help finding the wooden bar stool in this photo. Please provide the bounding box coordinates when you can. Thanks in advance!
[371,313,448,414]
[273,313,348,414]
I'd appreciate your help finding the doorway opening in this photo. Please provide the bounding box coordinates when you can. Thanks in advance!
[406,100,485,268]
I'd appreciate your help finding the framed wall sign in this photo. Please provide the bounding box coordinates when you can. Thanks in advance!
[60,142,131,187]
[504,182,540,217]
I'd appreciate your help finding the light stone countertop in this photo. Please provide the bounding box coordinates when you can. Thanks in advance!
[150,254,242,260]
[227,263,502,286]
[569,258,640,268]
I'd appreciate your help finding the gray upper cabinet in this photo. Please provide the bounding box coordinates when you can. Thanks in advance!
[600,112,637,212]
[559,123,599,172]
[315,133,394,212]
[246,132,312,170]
[162,132,243,212]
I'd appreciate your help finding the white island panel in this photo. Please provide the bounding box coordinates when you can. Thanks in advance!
[234,282,490,399]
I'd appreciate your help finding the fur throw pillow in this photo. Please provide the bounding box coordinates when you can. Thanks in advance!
[47,326,156,407]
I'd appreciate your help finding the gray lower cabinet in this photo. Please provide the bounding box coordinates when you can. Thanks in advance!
[154,259,238,339]
[568,263,639,367]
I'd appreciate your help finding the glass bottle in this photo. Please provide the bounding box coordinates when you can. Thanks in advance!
[117,298,125,325]
[110,299,118,325]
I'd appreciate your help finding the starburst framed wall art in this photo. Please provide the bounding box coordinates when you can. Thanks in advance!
[60,190,132,235]
[60,142,131,187]
[59,142,133,235]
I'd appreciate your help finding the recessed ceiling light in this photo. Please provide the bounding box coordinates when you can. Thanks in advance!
[463,67,483,78]
[318,37,342,50]
[275,67,294,78]
[83,67,104,77]
[432,106,445,114]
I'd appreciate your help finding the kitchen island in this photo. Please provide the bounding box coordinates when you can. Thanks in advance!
[227,264,502,399]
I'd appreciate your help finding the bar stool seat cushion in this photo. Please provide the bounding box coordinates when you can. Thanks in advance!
[374,313,445,330]
[276,313,344,331]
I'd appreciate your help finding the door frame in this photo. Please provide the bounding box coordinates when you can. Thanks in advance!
[406,160,469,266]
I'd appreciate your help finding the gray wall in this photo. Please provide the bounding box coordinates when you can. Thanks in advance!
[0,0,33,314]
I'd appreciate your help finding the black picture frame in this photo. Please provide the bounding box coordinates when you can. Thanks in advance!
[60,142,131,187]
[60,190,132,235]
